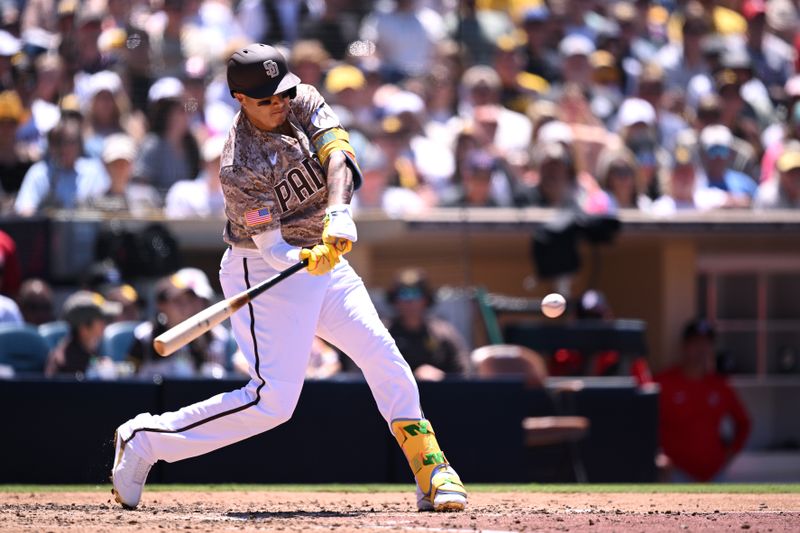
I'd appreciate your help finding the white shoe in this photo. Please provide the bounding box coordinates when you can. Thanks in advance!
[111,431,152,509]
[416,465,467,512]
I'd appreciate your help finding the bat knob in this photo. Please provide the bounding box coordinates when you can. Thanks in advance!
[153,339,168,357]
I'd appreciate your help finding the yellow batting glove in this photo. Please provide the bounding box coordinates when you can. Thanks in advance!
[323,204,356,255]
[299,243,340,276]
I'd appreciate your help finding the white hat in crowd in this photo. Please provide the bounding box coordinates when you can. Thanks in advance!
[699,124,733,150]
[537,120,573,145]
[148,77,185,103]
[558,33,595,58]
[175,267,215,301]
[617,98,656,129]
[0,30,21,56]
[102,133,137,164]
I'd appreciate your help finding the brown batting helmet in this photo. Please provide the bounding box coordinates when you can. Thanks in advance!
[227,43,301,99]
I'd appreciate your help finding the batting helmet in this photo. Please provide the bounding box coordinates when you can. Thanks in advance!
[227,43,300,99]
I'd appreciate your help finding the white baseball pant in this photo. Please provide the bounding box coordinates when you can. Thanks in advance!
[118,246,422,465]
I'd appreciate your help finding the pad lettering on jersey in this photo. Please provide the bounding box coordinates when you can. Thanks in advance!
[274,158,325,212]
[244,207,273,227]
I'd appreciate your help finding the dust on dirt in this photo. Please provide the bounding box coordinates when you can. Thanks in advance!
[1,490,798,532]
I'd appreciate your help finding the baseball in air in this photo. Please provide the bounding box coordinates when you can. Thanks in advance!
[541,293,566,318]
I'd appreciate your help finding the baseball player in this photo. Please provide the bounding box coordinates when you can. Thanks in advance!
[111,44,467,512]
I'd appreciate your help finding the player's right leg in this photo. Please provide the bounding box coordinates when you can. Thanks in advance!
[315,262,466,512]
[112,247,323,508]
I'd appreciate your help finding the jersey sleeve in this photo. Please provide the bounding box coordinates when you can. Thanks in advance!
[291,84,342,138]
[220,164,280,241]
[291,84,362,188]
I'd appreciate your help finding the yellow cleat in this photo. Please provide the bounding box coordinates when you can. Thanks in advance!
[392,419,467,512]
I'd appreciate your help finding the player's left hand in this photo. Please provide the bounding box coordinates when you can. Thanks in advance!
[300,243,340,275]
[323,204,357,255]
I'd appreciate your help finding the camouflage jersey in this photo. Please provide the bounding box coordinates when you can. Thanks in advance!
[220,84,344,249]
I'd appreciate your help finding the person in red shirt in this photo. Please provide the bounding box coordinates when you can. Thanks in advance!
[654,319,751,482]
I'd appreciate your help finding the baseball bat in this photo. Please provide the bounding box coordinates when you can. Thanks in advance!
[153,259,308,357]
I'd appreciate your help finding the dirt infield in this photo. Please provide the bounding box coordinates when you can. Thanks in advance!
[1,490,798,532]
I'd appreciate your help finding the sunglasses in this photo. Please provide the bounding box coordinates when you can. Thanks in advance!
[705,146,730,159]
[255,87,297,107]
[276,86,297,100]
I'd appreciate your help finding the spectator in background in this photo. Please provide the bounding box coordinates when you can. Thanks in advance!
[754,140,800,209]
[0,29,20,92]
[44,290,120,377]
[0,90,33,210]
[655,319,751,482]
[16,278,55,325]
[446,0,513,67]
[587,146,650,213]
[690,93,758,180]
[615,97,669,201]
[441,149,503,207]
[103,283,143,323]
[133,77,200,195]
[743,0,794,97]
[89,133,161,214]
[714,68,762,162]
[80,259,144,324]
[358,0,446,81]
[76,70,130,159]
[369,114,438,207]
[455,66,532,158]
[299,2,359,61]
[289,39,329,87]
[129,273,225,378]
[14,115,109,216]
[237,0,319,46]
[587,50,624,128]
[173,266,229,376]
[387,268,470,381]
[519,5,560,85]
[378,86,455,193]
[0,229,21,297]
[650,144,727,216]
[656,3,711,93]
[148,0,189,80]
[0,253,23,324]
[165,135,225,218]
[71,8,108,75]
[492,34,546,115]
[635,62,688,154]
[16,53,64,155]
[323,63,371,131]
[761,101,800,184]
[525,141,580,209]
[557,33,595,89]
[697,124,757,207]
[351,142,424,217]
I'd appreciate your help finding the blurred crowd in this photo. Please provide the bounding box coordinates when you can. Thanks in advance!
[0,0,796,218]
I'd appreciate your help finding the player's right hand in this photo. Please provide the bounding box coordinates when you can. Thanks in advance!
[299,243,340,275]
[323,204,357,255]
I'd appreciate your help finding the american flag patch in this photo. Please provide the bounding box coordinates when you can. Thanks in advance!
[244,207,272,227]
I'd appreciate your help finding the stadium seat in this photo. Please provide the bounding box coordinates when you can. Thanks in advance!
[470,344,589,482]
[0,323,51,373]
[100,321,141,362]
[38,321,69,350]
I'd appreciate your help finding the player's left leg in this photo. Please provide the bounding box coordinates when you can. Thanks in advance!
[112,247,324,509]
[315,261,467,512]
